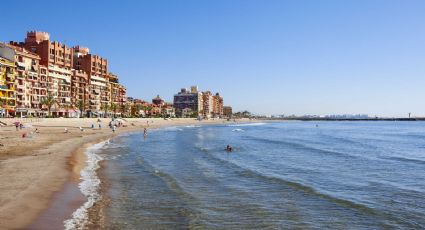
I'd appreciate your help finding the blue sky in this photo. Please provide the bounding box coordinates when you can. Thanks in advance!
[2,0,425,117]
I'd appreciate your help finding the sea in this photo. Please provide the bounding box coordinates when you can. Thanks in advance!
[68,121,425,229]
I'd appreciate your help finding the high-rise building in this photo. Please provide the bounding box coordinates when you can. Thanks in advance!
[202,91,213,118]
[11,31,74,117]
[173,86,203,117]
[108,73,126,115]
[4,31,127,117]
[0,44,16,117]
[212,93,223,117]
[174,86,224,118]
[9,44,46,117]
[73,46,108,116]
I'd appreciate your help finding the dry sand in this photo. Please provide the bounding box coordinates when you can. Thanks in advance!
[0,117,237,229]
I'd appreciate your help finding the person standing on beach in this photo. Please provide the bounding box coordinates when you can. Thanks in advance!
[15,122,19,131]
[112,125,116,133]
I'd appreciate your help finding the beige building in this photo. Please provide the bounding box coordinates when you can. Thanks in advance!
[6,31,127,117]
[12,31,74,117]
[73,46,109,116]
[10,44,46,116]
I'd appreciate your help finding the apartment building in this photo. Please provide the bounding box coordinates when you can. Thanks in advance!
[73,46,109,116]
[202,91,214,118]
[0,44,16,117]
[223,106,233,118]
[212,93,224,117]
[3,31,128,117]
[10,44,46,117]
[71,69,89,116]
[12,31,74,117]
[108,73,126,109]
[173,86,203,117]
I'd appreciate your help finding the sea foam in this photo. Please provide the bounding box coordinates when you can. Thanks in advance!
[228,122,266,127]
[63,140,108,230]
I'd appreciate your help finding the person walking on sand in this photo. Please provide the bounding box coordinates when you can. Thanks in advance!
[15,122,19,131]
[99,123,102,129]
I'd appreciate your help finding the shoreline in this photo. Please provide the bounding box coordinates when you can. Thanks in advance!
[0,118,251,229]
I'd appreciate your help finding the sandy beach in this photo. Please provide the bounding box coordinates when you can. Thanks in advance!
[0,117,236,229]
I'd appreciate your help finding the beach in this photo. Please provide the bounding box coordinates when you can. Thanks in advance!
[0,117,236,229]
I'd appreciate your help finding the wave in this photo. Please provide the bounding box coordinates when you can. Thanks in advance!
[383,156,425,165]
[64,140,108,230]
[162,126,183,131]
[243,136,360,160]
[198,150,379,216]
[232,128,244,132]
[184,125,201,128]
[227,122,266,127]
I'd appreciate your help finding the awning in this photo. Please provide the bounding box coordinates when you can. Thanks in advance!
[16,108,28,112]
[16,62,26,70]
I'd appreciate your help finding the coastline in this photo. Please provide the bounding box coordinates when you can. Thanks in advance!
[0,118,249,229]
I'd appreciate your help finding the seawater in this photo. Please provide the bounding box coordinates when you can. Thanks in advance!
[97,122,425,229]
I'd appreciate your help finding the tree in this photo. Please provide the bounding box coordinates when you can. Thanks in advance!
[141,105,153,117]
[121,103,130,117]
[40,93,57,117]
[101,103,110,118]
[134,104,143,117]
[110,103,118,118]
[75,100,86,118]
[62,103,74,118]
[0,98,5,109]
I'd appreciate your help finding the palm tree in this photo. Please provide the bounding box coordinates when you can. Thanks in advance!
[133,104,143,117]
[0,98,5,109]
[121,103,130,117]
[101,103,110,118]
[40,93,57,117]
[110,103,117,118]
[62,103,74,118]
[75,100,86,118]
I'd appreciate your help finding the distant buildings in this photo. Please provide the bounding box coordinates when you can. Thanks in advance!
[0,31,233,118]
[223,106,232,118]
[0,31,127,117]
[173,86,203,117]
[173,86,224,118]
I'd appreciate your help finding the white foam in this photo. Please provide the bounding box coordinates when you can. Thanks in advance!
[184,125,201,128]
[228,122,266,127]
[63,140,108,230]
[162,126,183,131]
[232,128,245,132]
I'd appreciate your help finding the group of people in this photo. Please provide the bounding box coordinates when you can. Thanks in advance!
[14,122,23,131]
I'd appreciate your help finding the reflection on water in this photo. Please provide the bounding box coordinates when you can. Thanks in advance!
[100,122,425,229]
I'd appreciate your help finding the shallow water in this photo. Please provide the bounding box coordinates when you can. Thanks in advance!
[98,121,425,229]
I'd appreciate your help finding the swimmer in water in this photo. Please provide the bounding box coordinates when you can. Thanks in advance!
[226,145,233,152]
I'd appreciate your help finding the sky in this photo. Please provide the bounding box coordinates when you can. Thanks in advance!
[2,0,425,117]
